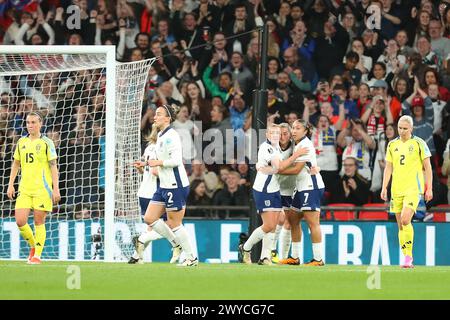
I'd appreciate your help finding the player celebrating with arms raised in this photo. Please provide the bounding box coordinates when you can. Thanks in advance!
[381,115,433,268]
[7,111,60,264]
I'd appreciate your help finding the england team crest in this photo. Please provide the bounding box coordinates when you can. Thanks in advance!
[265,200,271,206]
[36,144,41,153]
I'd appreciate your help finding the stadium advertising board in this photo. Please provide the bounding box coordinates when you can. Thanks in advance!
[1,219,449,266]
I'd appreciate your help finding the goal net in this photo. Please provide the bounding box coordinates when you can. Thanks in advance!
[0,46,155,262]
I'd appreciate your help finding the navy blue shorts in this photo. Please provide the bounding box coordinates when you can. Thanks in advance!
[291,189,324,212]
[150,186,189,211]
[253,190,282,214]
[139,197,151,216]
[139,196,167,220]
[281,195,293,210]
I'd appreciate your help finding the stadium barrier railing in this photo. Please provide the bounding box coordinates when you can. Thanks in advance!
[1,204,449,221]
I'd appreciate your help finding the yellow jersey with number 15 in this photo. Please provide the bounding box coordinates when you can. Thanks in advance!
[13,135,57,196]
[385,135,431,197]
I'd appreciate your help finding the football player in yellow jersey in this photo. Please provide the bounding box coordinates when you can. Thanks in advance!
[7,112,60,265]
[381,115,433,268]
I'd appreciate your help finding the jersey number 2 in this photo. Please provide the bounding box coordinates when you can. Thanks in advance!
[167,192,174,204]
[400,155,405,165]
[26,153,34,163]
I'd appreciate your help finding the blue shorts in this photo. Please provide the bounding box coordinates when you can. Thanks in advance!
[253,190,282,214]
[281,195,293,210]
[139,197,168,220]
[291,189,324,212]
[139,197,151,216]
[150,186,189,212]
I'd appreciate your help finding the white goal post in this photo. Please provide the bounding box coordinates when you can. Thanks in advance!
[0,46,155,262]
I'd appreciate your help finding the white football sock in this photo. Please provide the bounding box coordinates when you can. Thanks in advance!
[312,242,323,261]
[243,226,266,252]
[131,229,163,260]
[261,232,274,260]
[279,228,292,259]
[150,219,178,247]
[138,229,164,247]
[173,225,195,260]
[291,241,301,259]
[271,225,282,251]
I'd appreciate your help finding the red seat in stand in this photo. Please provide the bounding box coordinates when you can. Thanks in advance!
[358,203,389,221]
[433,205,450,222]
[325,203,356,221]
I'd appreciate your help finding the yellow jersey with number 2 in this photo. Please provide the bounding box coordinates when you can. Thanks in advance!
[385,135,431,197]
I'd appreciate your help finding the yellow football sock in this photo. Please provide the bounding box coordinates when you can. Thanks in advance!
[398,229,406,256]
[18,224,35,248]
[402,223,414,257]
[34,224,46,258]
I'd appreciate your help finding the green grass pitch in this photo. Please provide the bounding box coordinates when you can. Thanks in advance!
[1,261,450,300]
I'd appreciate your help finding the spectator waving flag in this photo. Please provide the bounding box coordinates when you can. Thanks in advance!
[10,0,39,12]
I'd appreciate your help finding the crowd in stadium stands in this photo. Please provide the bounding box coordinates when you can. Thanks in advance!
[1,0,450,219]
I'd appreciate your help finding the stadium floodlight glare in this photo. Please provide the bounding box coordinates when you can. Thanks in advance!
[0,45,155,262]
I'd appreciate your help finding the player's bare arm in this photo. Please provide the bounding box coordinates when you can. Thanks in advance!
[49,159,61,203]
[276,147,309,172]
[277,161,305,175]
[7,160,21,200]
[423,157,433,202]
[132,160,146,174]
[381,160,393,201]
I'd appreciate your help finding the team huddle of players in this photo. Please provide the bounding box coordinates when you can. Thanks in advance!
[8,106,430,268]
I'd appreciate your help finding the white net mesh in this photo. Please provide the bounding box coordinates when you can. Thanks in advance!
[0,51,155,261]
[0,53,106,75]
[113,59,155,261]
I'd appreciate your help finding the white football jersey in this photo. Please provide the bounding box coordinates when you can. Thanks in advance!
[155,126,190,189]
[137,143,158,199]
[253,140,281,193]
[277,141,297,196]
[294,137,325,191]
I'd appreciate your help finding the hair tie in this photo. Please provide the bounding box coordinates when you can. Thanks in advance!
[29,111,43,122]
[162,104,171,119]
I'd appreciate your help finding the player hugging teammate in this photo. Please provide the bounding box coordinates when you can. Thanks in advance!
[240,120,326,266]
